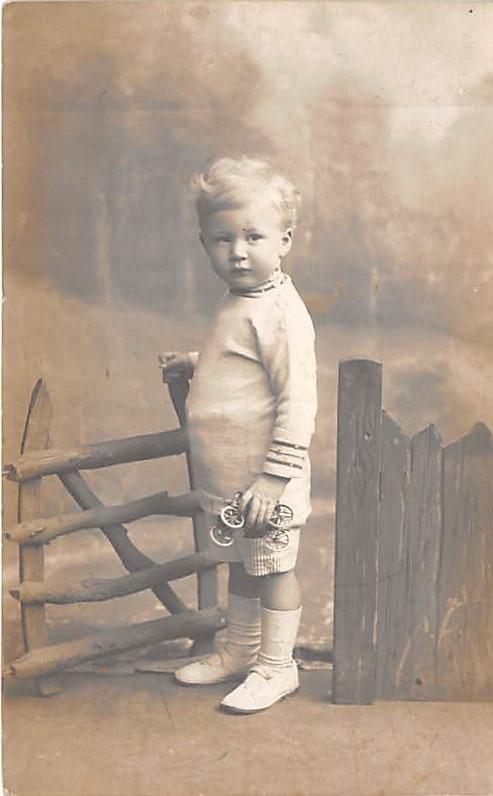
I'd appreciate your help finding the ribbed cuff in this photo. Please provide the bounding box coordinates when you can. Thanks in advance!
[263,438,307,479]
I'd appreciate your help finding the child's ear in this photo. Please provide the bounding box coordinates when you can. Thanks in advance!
[281,227,293,256]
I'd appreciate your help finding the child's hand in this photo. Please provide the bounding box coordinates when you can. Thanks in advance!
[158,352,195,382]
[238,473,289,535]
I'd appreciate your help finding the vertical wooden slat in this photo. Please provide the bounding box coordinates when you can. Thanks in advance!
[437,423,493,700]
[18,380,52,653]
[333,359,382,704]
[396,424,442,700]
[167,377,218,654]
[376,412,410,699]
[167,378,218,608]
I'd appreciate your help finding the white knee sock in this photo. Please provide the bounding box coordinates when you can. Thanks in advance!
[224,593,261,660]
[257,606,302,670]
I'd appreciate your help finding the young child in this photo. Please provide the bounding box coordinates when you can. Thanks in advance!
[161,156,317,713]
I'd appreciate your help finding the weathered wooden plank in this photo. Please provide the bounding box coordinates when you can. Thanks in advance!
[395,424,442,700]
[333,359,382,704]
[5,427,187,482]
[59,470,188,615]
[375,412,410,699]
[7,489,200,545]
[6,607,226,680]
[437,423,493,700]
[17,380,51,654]
[167,378,218,654]
[399,424,442,699]
[13,551,214,604]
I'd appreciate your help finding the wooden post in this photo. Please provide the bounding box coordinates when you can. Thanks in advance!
[375,412,410,699]
[16,380,62,695]
[333,359,382,704]
[399,424,442,700]
[18,380,51,652]
[376,419,442,700]
[167,378,218,653]
[437,423,493,700]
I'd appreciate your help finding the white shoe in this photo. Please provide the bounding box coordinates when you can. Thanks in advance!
[174,649,256,686]
[220,662,299,713]
[175,593,261,686]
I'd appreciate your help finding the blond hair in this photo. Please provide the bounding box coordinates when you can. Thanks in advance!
[192,156,301,229]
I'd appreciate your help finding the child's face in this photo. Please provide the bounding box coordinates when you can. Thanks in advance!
[200,197,293,290]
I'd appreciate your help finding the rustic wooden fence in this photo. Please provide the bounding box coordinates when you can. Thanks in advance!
[333,358,493,704]
[3,376,225,694]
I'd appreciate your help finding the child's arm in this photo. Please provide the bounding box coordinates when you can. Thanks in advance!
[239,305,317,532]
[158,351,199,381]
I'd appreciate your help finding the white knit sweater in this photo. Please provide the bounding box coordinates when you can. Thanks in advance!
[187,272,317,526]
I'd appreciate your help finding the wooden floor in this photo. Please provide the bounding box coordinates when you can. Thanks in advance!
[4,669,493,796]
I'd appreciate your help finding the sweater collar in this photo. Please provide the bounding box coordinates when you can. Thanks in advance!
[229,269,288,297]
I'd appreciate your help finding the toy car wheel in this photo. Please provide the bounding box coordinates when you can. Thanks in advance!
[210,525,234,547]
[220,504,245,530]
[268,503,294,530]
[264,529,290,551]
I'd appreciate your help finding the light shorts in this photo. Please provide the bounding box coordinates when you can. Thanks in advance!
[206,522,301,577]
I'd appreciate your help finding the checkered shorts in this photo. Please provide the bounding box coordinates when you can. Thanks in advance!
[206,523,301,576]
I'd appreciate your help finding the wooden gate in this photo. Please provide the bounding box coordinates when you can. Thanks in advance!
[3,376,225,693]
[333,358,493,704]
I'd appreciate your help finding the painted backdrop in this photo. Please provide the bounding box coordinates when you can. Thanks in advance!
[3,1,493,639]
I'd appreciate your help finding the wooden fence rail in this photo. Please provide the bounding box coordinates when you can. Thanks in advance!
[6,490,199,545]
[4,428,187,482]
[333,359,493,704]
[4,375,220,692]
[11,551,214,605]
[7,608,226,680]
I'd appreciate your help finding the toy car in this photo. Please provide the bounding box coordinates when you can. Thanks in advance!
[209,492,294,550]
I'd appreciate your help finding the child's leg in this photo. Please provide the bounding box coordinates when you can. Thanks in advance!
[175,563,261,686]
[260,569,300,610]
[220,568,301,713]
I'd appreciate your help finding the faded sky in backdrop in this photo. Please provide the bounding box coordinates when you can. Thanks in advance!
[5,1,493,334]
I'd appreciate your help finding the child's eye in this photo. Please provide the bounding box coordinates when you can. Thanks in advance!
[214,236,230,244]
[247,233,264,242]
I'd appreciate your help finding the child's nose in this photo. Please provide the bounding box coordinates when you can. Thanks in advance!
[230,239,248,260]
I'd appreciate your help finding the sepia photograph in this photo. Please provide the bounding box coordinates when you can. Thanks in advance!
[2,2,493,795]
